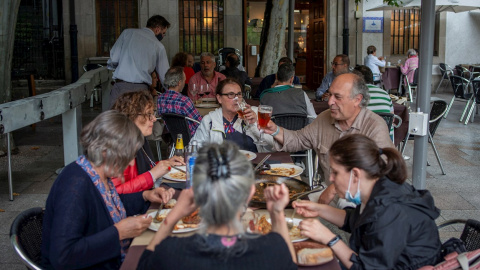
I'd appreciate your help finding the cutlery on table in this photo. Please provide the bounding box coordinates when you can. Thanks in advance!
[152,202,165,223]
[253,154,271,172]
[172,166,187,174]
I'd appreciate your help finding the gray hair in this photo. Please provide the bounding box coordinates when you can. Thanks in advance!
[407,48,417,57]
[164,66,185,89]
[350,73,370,107]
[80,110,143,178]
[193,142,254,235]
[277,63,295,82]
[200,52,215,61]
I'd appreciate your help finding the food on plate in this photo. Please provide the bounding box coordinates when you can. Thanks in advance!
[155,212,168,223]
[169,171,186,180]
[244,153,252,160]
[174,223,199,230]
[259,167,296,177]
[181,209,201,224]
[252,181,305,203]
[297,247,333,265]
[256,215,272,234]
[164,199,177,209]
[254,215,304,241]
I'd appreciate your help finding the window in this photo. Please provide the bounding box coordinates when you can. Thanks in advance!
[390,10,420,55]
[179,0,224,55]
[96,0,138,56]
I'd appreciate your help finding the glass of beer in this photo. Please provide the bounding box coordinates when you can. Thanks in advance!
[254,105,273,146]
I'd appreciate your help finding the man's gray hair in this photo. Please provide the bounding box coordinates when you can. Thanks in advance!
[80,110,143,178]
[277,63,295,83]
[200,52,215,61]
[193,142,254,235]
[350,73,370,108]
[164,66,185,89]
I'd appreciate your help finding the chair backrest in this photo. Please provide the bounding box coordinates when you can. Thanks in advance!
[429,99,448,137]
[10,207,44,270]
[405,68,419,86]
[439,63,447,77]
[375,112,394,131]
[217,47,241,68]
[449,75,469,99]
[461,219,480,252]
[473,80,480,104]
[271,114,309,131]
[161,113,193,146]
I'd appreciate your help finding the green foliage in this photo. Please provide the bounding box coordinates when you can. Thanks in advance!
[355,0,403,7]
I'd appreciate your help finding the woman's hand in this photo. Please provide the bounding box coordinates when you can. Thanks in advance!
[264,183,289,214]
[143,187,175,204]
[242,104,257,125]
[292,200,322,218]
[114,215,152,240]
[150,156,185,179]
[298,218,335,244]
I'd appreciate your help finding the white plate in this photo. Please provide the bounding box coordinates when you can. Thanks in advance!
[195,103,219,108]
[239,150,257,161]
[199,97,216,102]
[147,210,199,234]
[266,217,308,243]
[163,166,186,182]
[260,164,304,178]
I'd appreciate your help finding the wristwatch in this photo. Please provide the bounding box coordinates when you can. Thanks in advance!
[327,235,342,247]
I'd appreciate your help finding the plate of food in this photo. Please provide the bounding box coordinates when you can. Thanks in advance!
[239,150,257,161]
[294,241,334,266]
[258,164,303,178]
[148,209,201,233]
[250,214,308,243]
[163,166,186,182]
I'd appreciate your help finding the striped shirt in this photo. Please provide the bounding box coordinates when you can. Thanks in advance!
[366,84,394,141]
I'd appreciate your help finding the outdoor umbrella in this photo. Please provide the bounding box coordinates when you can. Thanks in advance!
[367,0,480,13]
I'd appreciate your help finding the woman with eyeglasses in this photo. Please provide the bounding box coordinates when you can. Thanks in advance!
[112,91,184,194]
[192,78,274,152]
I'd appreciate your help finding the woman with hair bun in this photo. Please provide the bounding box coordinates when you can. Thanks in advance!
[138,141,296,269]
[294,134,441,270]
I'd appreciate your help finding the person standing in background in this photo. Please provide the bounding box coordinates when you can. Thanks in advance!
[108,15,171,107]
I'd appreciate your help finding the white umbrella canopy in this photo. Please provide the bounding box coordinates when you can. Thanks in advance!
[367,0,480,13]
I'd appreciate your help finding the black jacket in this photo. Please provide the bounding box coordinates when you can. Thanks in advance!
[342,177,441,270]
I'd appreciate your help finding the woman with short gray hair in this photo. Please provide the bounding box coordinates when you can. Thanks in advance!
[400,48,419,96]
[42,110,175,269]
[139,142,297,270]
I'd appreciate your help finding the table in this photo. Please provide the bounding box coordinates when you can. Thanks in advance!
[382,66,402,91]
[121,151,341,270]
[245,99,409,147]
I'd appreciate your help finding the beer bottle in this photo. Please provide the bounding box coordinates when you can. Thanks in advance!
[174,134,184,157]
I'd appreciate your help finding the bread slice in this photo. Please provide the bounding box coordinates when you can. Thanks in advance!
[164,199,177,209]
[297,247,333,265]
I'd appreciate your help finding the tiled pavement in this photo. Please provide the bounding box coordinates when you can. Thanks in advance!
[1,90,479,268]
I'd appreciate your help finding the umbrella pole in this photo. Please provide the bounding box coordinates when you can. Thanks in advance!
[412,0,436,190]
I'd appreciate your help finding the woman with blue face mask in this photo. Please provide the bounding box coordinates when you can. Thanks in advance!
[293,134,442,270]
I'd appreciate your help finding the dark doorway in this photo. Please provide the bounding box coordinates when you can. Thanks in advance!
[307,0,326,90]
[12,0,65,80]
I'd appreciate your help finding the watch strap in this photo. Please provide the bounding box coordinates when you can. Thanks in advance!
[327,235,342,247]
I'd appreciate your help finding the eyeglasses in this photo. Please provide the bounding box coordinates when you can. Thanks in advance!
[331,62,345,66]
[138,113,156,121]
[220,92,243,99]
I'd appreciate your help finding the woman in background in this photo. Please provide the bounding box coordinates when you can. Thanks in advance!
[400,48,419,95]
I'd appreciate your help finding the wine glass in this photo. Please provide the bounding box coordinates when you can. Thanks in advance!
[254,105,273,146]
[204,83,211,97]
[235,98,252,129]
[191,83,198,103]
[198,85,205,103]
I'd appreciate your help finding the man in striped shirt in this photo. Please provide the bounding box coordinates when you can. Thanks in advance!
[354,65,394,141]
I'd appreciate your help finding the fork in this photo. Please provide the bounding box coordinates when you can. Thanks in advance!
[152,202,165,223]
[286,206,297,230]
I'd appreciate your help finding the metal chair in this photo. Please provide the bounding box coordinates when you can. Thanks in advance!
[401,100,448,175]
[160,113,200,158]
[438,219,480,252]
[375,112,394,131]
[444,75,474,120]
[271,114,315,187]
[10,207,44,270]
[462,79,480,125]
[435,63,454,93]
[404,68,419,102]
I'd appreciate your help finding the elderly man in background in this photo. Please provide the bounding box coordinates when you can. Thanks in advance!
[157,66,202,136]
[260,63,316,119]
[108,15,171,107]
[263,73,393,205]
[255,57,300,99]
[364,45,386,83]
[188,52,226,101]
[315,54,350,101]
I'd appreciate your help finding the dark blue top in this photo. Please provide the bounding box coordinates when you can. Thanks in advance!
[255,74,300,98]
[41,162,150,270]
[223,116,257,153]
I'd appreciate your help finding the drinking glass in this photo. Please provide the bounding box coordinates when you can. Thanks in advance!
[198,85,205,103]
[204,83,211,97]
[254,105,273,146]
[235,98,252,129]
[191,83,198,103]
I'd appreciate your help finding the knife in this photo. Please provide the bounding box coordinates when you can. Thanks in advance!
[253,154,271,171]
[152,202,165,223]
[172,166,187,174]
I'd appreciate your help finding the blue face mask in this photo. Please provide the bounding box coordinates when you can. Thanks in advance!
[345,171,361,205]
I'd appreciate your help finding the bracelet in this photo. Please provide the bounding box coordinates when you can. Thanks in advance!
[271,126,280,137]
[327,235,342,247]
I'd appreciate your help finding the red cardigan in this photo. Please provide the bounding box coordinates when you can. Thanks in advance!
[112,160,155,194]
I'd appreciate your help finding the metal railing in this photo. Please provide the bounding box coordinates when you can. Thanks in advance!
[1,67,112,200]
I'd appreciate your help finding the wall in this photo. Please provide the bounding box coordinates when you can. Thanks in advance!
[360,0,384,64]
[445,11,480,66]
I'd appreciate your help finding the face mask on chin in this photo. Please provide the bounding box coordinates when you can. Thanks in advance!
[345,170,361,205]
[156,34,164,42]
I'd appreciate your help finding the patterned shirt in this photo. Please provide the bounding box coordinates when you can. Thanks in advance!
[157,90,203,136]
[366,84,395,141]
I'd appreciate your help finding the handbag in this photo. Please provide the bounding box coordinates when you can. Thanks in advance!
[418,249,480,270]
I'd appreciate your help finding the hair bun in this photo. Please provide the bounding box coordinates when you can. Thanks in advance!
[207,147,230,181]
